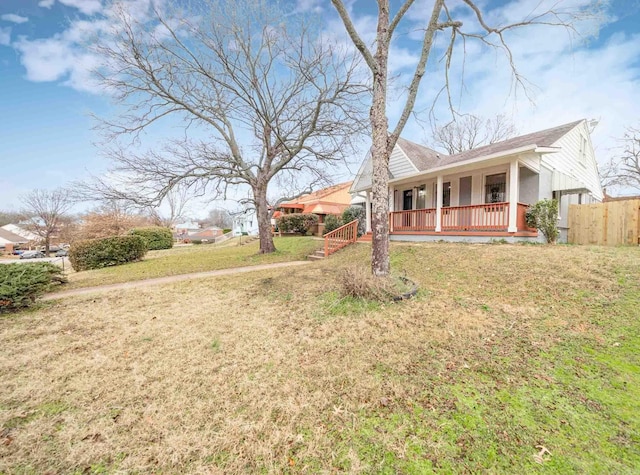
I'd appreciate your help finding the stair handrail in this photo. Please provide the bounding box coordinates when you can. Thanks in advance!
[323,219,359,257]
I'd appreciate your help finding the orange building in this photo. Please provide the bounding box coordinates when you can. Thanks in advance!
[274,181,354,236]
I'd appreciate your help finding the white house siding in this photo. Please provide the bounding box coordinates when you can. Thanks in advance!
[519,166,539,204]
[389,146,419,178]
[351,152,373,192]
[541,121,603,200]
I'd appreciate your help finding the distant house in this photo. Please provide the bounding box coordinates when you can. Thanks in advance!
[0,228,30,253]
[173,221,201,240]
[351,120,603,243]
[188,226,223,241]
[1,224,39,242]
[231,209,258,236]
[273,181,354,236]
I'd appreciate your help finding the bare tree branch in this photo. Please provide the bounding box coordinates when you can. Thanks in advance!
[88,0,368,254]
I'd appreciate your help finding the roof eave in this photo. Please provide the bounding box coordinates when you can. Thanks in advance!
[387,144,540,187]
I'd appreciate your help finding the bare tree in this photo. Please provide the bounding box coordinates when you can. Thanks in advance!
[331,0,600,276]
[147,186,193,228]
[601,126,640,192]
[432,114,517,155]
[92,0,368,254]
[20,189,74,256]
[201,208,232,230]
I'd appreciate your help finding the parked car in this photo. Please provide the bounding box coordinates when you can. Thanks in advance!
[55,249,68,257]
[12,249,24,256]
[20,251,46,259]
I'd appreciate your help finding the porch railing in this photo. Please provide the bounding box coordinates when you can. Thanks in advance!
[441,202,509,231]
[389,202,538,233]
[390,208,436,231]
[324,219,359,257]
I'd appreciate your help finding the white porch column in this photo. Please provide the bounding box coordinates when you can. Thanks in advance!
[508,160,519,232]
[365,191,372,232]
[435,175,443,232]
[389,186,395,211]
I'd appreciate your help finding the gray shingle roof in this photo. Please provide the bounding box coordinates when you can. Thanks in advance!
[0,228,29,243]
[400,120,583,172]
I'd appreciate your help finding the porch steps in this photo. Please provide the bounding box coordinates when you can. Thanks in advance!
[308,249,326,260]
[358,232,372,242]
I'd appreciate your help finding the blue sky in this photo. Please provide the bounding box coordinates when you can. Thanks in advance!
[1,0,639,213]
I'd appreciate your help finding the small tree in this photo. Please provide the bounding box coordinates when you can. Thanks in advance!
[432,114,517,154]
[20,188,74,256]
[526,199,559,244]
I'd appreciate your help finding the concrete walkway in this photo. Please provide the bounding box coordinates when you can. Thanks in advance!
[42,261,312,301]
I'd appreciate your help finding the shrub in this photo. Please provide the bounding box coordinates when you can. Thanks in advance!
[526,199,560,243]
[339,265,416,302]
[0,262,66,312]
[342,205,366,237]
[222,228,232,234]
[323,214,343,234]
[191,239,203,245]
[69,235,148,271]
[276,213,318,234]
[130,227,173,250]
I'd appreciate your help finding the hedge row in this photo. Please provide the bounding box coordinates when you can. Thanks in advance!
[276,213,318,234]
[130,226,173,250]
[0,262,67,312]
[69,235,148,271]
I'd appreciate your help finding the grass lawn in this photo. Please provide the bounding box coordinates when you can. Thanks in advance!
[60,236,322,291]
[1,242,638,473]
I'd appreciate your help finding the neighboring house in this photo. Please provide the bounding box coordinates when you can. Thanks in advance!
[351,120,603,243]
[273,181,354,235]
[173,221,201,240]
[188,226,223,241]
[1,223,40,242]
[0,228,29,253]
[231,209,259,236]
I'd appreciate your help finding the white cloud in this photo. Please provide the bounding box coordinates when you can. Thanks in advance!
[38,0,55,8]
[1,14,29,24]
[59,0,103,15]
[0,27,10,46]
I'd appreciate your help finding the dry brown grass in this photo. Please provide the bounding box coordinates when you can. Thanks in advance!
[1,242,638,473]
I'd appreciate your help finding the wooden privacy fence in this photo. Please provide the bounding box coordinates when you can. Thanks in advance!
[568,199,640,245]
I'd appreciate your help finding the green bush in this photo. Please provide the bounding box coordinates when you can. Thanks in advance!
[526,199,560,243]
[69,235,148,271]
[276,213,318,234]
[323,214,343,234]
[130,227,173,250]
[0,262,66,312]
[222,228,232,234]
[342,205,366,237]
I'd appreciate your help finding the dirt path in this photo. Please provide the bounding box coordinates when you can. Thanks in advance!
[42,261,312,300]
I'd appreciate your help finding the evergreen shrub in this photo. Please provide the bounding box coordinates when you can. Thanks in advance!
[276,213,318,234]
[323,214,343,234]
[342,206,366,237]
[130,227,173,250]
[69,235,147,271]
[0,262,66,312]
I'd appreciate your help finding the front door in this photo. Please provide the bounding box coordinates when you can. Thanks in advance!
[403,189,413,210]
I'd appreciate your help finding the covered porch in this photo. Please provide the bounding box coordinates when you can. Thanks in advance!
[361,157,541,240]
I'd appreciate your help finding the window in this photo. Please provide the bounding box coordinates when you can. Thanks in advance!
[579,135,588,166]
[416,185,426,209]
[442,182,451,207]
[485,173,506,203]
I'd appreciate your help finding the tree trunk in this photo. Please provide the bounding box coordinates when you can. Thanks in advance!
[370,5,391,277]
[44,235,51,257]
[254,184,276,254]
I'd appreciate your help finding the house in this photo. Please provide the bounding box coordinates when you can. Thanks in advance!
[188,226,223,241]
[0,228,30,254]
[351,120,603,243]
[1,223,40,242]
[173,221,201,240]
[231,208,259,236]
[273,181,354,235]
